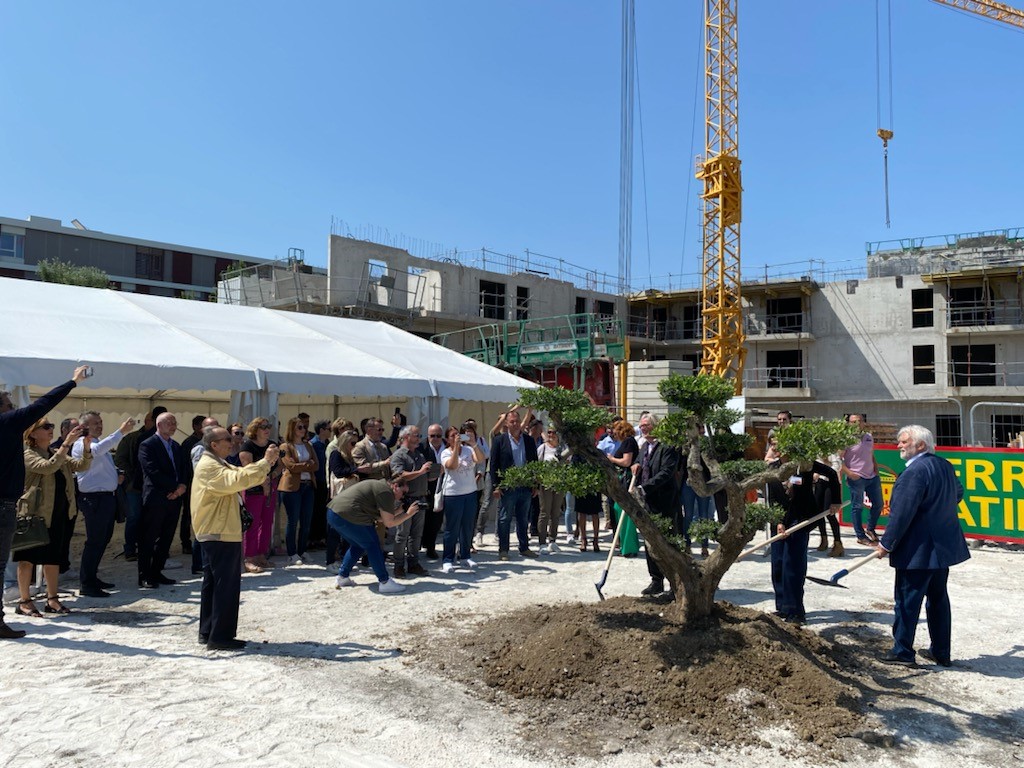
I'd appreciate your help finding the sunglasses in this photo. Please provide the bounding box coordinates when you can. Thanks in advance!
[428,433,442,438]
[296,425,307,431]
[258,423,271,429]
[41,423,55,430]
[232,431,244,437]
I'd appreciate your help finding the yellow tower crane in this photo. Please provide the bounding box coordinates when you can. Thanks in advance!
[696,0,1024,395]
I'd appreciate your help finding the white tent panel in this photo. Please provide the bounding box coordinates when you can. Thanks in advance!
[0,277,537,405]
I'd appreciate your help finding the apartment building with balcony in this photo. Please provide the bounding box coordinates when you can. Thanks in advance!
[0,214,273,299]
[626,229,1024,447]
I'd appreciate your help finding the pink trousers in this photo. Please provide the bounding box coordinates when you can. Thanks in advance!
[243,488,277,558]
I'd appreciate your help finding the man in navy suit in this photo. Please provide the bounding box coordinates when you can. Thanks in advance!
[138,412,190,588]
[875,425,970,667]
[489,409,538,561]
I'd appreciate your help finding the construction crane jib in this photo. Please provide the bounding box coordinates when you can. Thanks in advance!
[697,0,745,393]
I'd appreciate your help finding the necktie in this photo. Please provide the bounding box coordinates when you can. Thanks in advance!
[641,442,655,484]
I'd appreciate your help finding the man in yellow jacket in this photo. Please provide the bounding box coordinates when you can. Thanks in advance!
[191,426,279,651]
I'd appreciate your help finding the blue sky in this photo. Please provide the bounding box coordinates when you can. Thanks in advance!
[2,1,1022,288]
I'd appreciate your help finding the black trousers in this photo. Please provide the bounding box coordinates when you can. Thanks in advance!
[199,540,243,643]
[645,504,679,585]
[139,501,181,582]
[77,492,116,587]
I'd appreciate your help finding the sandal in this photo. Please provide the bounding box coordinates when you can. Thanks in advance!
[579,538,588,552]
[44,597,71,615]
[16,599,42,618]
[244,561,264,574]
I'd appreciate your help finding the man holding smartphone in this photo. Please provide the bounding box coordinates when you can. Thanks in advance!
[388,426,431,578]
[1,365,90,638]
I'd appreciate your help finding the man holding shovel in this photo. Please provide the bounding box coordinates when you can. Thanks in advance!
[772,459,841,625]
[873,425,969,667]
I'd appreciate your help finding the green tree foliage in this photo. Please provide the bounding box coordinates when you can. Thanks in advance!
[37,259,109,289]
[508,374,865,623]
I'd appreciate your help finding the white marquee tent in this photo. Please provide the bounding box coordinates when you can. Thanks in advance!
[0,277,537,426]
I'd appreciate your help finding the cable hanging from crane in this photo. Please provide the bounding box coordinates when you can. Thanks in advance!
[875,0,895,227]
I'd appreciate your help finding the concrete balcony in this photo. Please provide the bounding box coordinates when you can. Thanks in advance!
[742,366,815,399]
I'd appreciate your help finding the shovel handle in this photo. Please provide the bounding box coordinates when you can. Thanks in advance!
[829,549,882,583]
[604,474,638,568]
[736,501,848,562]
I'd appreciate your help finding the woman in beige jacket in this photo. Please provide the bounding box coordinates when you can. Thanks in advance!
[15,417,92,617]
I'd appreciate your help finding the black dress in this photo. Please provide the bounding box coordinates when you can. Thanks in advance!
[572,454,603,517]
[15,469,69,566]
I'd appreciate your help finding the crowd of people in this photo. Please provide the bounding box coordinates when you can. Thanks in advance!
[0,370,970,665]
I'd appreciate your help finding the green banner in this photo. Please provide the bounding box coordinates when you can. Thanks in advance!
[840,445,1024,543]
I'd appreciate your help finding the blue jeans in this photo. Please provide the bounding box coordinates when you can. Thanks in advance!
[847,474,883,539]
[681,482,712,546]
[123,489,143,556]
[443,492,476,564]
[564,492,576,536]
[497,487,532,554]
[280,483,314,557]
[327,511,389,583]
[77,492,117,587]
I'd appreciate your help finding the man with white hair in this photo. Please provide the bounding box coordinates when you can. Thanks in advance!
[138,413,190,589]
[874,425,970,667]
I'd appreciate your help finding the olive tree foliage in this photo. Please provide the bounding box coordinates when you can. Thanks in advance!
[37,259,109,288]
[508,375,860,623]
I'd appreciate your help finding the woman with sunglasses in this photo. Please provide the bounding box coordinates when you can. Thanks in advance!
[14,418,91,616]
[225,423,245,466]
[439,425,485,573]
[239,417,279,572]
[279,417,319,566]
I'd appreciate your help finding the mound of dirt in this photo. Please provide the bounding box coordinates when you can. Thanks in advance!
[413,598,867,758]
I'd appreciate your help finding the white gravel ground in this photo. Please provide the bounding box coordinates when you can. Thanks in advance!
[1,531,1021,768]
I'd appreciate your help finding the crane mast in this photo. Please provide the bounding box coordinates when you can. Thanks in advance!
[697,0,745,392]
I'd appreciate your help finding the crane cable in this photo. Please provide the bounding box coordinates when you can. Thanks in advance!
[876,0,895,227]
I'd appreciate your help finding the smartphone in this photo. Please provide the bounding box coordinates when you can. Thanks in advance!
[82,366,94,378]
[459,434,472,444]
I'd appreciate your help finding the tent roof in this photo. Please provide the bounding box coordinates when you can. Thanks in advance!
[0,277,537,402]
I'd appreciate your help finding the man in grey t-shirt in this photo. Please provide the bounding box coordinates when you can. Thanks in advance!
[389,425,433,578]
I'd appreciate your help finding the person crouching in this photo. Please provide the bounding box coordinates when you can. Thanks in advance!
[191,426,279,651]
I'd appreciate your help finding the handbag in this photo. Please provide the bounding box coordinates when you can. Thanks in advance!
[12,515,49,552]
[329,473,358,499]
[433,479,445,512]
[238,494,253,532]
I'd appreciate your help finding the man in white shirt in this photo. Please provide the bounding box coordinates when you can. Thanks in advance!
[73,411,135,597]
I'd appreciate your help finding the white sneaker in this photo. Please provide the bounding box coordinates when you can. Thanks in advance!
[326,561,339,572]
[547,541,560,553]
[564,535,576,546]
[288,554,303,567]
[464,558,478,569]
[335,575,355,588]
[442,562,455,574]
[475,532,484,547]
[378,579,405,594]
[539,544,549,555]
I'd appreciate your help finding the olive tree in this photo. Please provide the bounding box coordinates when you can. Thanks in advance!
[504,374,860,623]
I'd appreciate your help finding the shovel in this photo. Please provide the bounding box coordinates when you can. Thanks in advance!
[595,475,638,600]
[737,508,831,561]
[807,550,882,588]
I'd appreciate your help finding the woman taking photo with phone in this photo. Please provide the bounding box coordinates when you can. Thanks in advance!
[439,425,485,573]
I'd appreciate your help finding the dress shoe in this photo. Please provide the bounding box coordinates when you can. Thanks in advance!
[95,579,116,589]
[816,538,829,551]
[198,634,209,644]
[425,550,440,560]
[124,553,138,562]
[407,563,429,576]
[155,574,177,585]
[80,586,111,598]
[207,638,247,651]
[829,541,845,557]
[182,541,193,555]
[918,648,952,667]
[138,579,160,589]
[641,580,665,596]
[519,549,538,559]
[498,551,510,561]
[0,622,27,639]
[879,652,915,666]
[191,568,203,575]
[393,565,407,579]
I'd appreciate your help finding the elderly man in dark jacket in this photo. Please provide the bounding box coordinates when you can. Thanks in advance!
[875,425,969,667]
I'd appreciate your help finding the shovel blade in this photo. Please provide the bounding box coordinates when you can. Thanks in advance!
[806,575,848,589]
